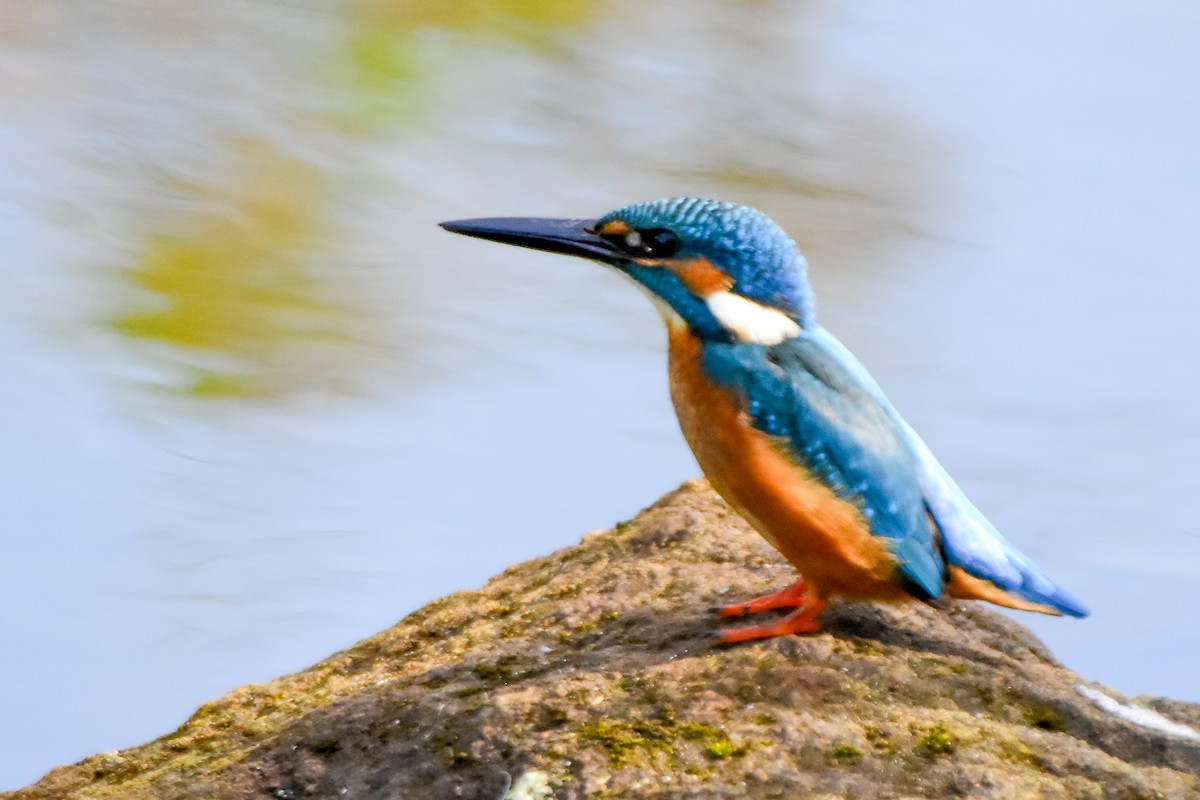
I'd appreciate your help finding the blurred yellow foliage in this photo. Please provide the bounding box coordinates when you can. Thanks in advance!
[342,0,596,127]
[112,142,356,397]
[361,0,593,27]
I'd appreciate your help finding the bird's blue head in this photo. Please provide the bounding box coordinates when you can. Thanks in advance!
[441,197,815,344]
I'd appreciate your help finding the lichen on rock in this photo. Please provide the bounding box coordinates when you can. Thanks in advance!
[7,481,1200,799]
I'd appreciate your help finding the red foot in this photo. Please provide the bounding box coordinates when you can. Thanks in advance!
[714,596,828,644]
[713,579,809,619]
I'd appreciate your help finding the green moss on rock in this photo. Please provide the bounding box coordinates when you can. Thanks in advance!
[831,744,863,763]
[1022,705,1067,733]
[578,718,674,767]
[919,723,956,757]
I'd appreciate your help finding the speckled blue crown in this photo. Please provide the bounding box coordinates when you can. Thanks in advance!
[601,197,815,327]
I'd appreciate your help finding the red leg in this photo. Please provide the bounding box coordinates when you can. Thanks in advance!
[712,578,808,619]
[714,595,828,644]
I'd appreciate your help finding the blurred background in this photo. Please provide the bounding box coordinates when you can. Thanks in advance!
[2,0,1198,789]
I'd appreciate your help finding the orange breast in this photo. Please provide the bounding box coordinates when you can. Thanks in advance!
[667,328,907,601]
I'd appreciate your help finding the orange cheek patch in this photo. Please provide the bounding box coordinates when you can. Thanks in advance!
[596,219,631,236]
[672,257,733,296]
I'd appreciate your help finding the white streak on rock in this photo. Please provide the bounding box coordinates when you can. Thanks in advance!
[1076,685,1200,741]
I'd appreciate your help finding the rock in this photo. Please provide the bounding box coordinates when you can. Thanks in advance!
[8,481,1199,799]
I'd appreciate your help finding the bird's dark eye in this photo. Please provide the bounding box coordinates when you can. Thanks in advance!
[641,228,679,257]
[604,227,679,259]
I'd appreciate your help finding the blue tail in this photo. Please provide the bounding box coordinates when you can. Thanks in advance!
[810,327,1090,617]
[912,444,1091,618]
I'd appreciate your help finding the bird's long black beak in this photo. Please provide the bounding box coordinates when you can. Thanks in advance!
[438,217,623,265]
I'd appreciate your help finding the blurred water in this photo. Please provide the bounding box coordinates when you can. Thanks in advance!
[2,0,1199,789]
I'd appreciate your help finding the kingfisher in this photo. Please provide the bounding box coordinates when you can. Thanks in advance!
[440,197,1088,643]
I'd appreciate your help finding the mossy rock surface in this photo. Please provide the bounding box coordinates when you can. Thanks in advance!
[9,481,1200,799]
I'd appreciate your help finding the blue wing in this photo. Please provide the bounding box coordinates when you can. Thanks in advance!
[701,333,946,600]
[808,326,1089,617]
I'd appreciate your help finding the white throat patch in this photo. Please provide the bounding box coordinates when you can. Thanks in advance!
[705,291,801,345]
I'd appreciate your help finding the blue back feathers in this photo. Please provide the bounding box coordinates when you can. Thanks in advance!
[702,333,947,599]
[808,329,1091,617]
[602,198,816,328]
